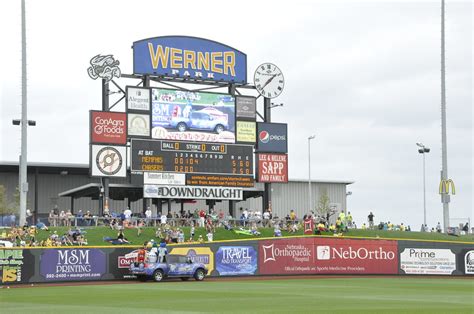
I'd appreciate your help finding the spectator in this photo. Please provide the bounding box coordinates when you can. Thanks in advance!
[124,207,132,221]
[48,210,57,227]
[346,211,353,228]
[198,209,206,227]
[59,210,66,226]
[368,212,375,229]
[160,213,167,226]
[145,207,152,226]
[84,211,93,226]
[436,222,442,233]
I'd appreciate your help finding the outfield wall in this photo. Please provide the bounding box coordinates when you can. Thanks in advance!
[1,236,473,285]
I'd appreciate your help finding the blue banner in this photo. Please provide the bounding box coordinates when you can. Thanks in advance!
[216,246,257,276]
[257,122,288,153]
[133,36,247,84]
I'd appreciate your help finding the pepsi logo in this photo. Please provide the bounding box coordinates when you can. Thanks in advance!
[259,131,270,143]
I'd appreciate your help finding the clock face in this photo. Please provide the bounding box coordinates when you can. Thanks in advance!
[254,63,284,98]
[95,146,123,176]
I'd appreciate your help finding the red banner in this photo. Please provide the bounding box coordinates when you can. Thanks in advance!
[91,111,127,144]
[259,238,398,275]
[257,153,288,183]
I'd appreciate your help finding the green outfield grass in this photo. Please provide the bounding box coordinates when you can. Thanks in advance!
[1,277,473,313]
[9,226,474,247]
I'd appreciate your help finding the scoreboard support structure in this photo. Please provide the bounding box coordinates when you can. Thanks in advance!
[101,78,110,217]
[263,97,272,213]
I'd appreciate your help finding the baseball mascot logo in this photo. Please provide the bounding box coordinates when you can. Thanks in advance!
[465,250,474,274]
[259,131,270,143]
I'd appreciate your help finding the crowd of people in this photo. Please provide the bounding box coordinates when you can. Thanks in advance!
[1,225,89,247]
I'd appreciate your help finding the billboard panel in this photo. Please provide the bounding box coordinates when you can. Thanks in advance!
[39,249,106,281]
[144,185,243,200]
[151,88,235,144]
[133,36,247,84]
[144,172,186,186]
[257,153,288,183]
[128,113,151,137]
[259,238,398,275]
[185,173,254,188]
[90,145,127,178]
[131,139,253,176]
[257,122,288,153]
[236,96,256,119]
[216,246,258,276]
[236,121,256,143]
[400,248,456,275]
[90,111,127,145]
[126,86,150,111]
[0,249,35,285]
[168,247,215,275]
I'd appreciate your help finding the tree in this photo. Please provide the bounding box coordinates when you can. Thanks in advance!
[0,185,8,215]
[316,189,331,218]
[0,185,18,216]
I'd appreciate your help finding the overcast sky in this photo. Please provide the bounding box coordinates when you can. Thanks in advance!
[0,0,472,228]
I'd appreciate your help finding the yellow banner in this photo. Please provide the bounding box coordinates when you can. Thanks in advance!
[169,247,214,274]
[237,121,256,143]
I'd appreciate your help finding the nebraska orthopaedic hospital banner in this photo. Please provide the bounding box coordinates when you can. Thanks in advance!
[259,238,399,275]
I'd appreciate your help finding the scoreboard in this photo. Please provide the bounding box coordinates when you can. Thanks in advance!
[131,139,254,176]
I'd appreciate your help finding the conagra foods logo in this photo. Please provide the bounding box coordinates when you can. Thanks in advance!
[316,246,396,260]
[262,244,312,263]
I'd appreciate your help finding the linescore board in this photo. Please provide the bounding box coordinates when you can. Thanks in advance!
[131,139,254,176]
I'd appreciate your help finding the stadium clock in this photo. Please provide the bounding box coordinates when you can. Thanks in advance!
[253,63,284,98]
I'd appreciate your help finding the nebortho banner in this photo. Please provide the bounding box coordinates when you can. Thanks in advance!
[144,185,243,200]
[259,238,398,275]
[133,36,247,84]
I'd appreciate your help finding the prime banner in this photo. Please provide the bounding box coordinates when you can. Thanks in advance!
[133,36,247,84]
[397,240,474,276]
[151,88,236,144]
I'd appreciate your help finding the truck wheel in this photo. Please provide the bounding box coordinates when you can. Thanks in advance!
[153,269,164,282]
[194,269,205,281]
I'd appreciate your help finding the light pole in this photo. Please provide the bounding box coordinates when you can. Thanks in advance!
[308,135,316,212]
[416,143,430,226]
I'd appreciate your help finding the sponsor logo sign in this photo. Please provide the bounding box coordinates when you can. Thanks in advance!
[259,238,398,275]
[40,249,106,281]
[236,96,256,119]
[257,153,288,183]
[400,248,456,275]
[169,247,214,274]
[144,172,186,186]
[127,86,150,111]
[236,121,256,143]
[133,36,247,83]
[91,145,127,178]
[465,250,474,275]
[128,113,150,137]
[257,122,288,153]
[216,246,257,276]
[144,185,243,200]
[90,111,127,144]
[0,250,24,284]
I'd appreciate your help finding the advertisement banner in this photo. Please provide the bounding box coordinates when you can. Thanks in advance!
[90,111,127,145]
[151,88,235,144]
[216,246,257,276]
[133,36,247,84]
[257,122,288,153]
[90,145,127,178]
[257,153,288,183]
[127,86,150,111]
[169,247,215,275]
[236,121,256,143]
[144,185,243,200]
[236,96,256,119]
[400,248,456,275]
[128,113,150,137]
[0,249,34,284]
[40,249,106,281]
[186,174,254,188]
[463,250,474,275]
[144,172,186,186]
[259,238,398,275]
